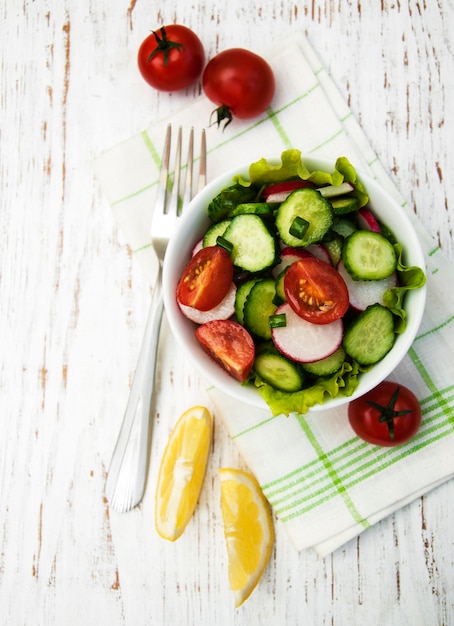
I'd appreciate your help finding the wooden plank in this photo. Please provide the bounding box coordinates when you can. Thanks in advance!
[0,1,453,625]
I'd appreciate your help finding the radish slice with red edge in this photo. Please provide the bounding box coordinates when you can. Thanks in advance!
[272,247,312,277]
[262,180,314,203]
[337,261,398,311]
[178,283,236,323]
[306,244,331,264]
[271,303,343,363]
[191,239,204,256]
[357,208,381,232]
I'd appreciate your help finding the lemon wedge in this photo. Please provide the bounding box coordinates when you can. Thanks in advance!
[155,406,213,541]
[219,468,274,607]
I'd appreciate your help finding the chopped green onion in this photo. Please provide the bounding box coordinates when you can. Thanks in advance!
[216,235,234,254]
[269,313,287,328]
[289,216,310,239]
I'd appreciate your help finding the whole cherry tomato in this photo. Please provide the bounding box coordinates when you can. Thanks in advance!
[137,25,205,92]
[348,381,422,446]
[202,48,275,128]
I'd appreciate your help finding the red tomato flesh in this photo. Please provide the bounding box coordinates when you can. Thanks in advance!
[195,320,255,382]
[284,256,349,324]
[137,25,205,92]
[348,381,422,446]
[177,246,234,311]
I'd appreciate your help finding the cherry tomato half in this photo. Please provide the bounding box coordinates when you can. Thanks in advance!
[137,25,205,92]
[202,48,275,128]
[348,381,422,446]
[177,246,234,311]
[284,256,349,324]
[195,320,255,382]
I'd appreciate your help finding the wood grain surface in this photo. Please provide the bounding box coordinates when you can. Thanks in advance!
[1,1,453,625]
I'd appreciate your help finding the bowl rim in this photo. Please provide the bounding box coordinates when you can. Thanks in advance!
[162,154,427,412]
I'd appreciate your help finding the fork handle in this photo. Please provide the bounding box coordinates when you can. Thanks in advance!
[105,271,164,512]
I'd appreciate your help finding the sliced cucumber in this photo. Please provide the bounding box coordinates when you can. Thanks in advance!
[322,234,343,266]
[302,346,346,377]
[223,214,278,272]
[253,343,305,392]
[227,202,277,217]
[343,304,395,365]
[243,278,278,340]
[342,230,397,280]
[330,196,359,215]
[203,219,231,248]
[274,268,288,303]
[276,188,333,247]
[331,217,357,238]
[234,278,260,325]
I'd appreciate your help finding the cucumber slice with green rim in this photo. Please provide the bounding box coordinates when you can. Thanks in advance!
[253,343,305,392]
[342,230,397,280]
[223,214,278,272]
[330,196,359,215]
[274,268,288,303]
[331,217,357,239]
[276,188,333,247]
[301,346,346,377]
[243,278,278,340]
[322,235,343,266]
[343,304,395,365]
[227,202,277,217]
[234,278,261,325]
[203,219,231,248]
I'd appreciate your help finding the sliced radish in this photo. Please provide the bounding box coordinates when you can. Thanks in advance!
[337,261,398,311]
[178,283,236,323]
[264,181,354,203]
[191,238,204,256]
[306,244,331,264]
[262,180,314,203]
[272,247,312,277]
[271,303,343,363]
[357,208,381,232]
[265,191,293,203]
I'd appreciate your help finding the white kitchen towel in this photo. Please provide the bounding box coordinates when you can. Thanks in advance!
[94,31,454,556]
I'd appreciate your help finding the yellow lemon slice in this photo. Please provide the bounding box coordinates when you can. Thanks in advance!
[219,468,274,607]
[155,406,213,541]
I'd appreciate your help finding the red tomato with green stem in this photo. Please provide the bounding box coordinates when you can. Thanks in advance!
[348,381,422,446]
[177,246,234,311]
[284,256,349,324]
[202,48,275,129]
[137,25,205,92]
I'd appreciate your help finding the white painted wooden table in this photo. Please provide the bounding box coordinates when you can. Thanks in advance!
[1,2,453,625]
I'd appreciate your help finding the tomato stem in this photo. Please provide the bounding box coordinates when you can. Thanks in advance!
[366,385,412,441]
[210,105,233,131]
[147,26,185,67]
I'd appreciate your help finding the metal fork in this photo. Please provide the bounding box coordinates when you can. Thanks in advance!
[105,124,207,513]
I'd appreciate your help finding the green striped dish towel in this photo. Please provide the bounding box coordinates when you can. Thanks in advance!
[94,31,454,556]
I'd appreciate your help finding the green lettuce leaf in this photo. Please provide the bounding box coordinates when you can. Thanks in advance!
[334,157,369,208]
[383,243,427,333]
[235,149,369,208]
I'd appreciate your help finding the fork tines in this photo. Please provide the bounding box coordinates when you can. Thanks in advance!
[159,124,207,216]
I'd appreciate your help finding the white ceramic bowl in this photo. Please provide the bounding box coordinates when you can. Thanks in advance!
[162,155,427,412]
